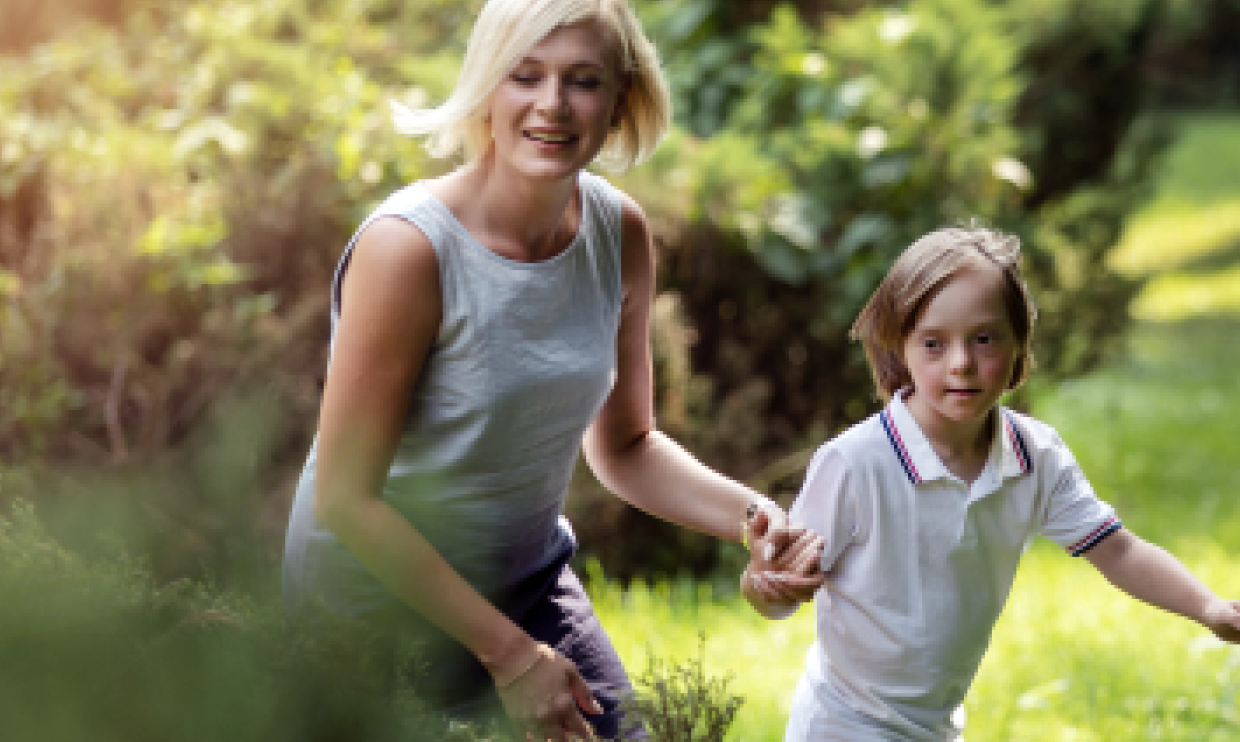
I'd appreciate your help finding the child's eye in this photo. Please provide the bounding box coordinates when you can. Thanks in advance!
[976,334,992,345]
[922,338,941,350]
[568,76,603,90]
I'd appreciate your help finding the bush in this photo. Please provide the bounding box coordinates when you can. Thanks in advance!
[0,499,503,741]
[0,497,752,740]
[566,0,1190,578]
[0,0,1227,584]
[0,0,475,461]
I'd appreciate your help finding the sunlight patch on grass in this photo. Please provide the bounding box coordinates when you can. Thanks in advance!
[1110,202,1240,275]
[1130,265,1240,321]
[1109,112,1240,322]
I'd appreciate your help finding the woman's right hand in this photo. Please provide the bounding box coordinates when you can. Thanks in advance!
[494,642,603,741]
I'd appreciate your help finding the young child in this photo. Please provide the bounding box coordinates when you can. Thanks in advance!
[742,224,1240,740]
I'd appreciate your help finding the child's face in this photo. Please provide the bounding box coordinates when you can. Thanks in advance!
[902,264,1020,441]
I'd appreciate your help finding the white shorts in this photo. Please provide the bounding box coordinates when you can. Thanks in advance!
[784,672,963,742]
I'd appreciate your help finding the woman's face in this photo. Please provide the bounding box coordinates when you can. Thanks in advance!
[486,19,624,182]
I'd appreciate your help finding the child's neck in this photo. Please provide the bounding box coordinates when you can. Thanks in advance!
[910,400,996,485]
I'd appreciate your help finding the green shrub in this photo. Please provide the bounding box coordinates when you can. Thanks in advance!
[0,0,1227,584]
[0,499,496,741]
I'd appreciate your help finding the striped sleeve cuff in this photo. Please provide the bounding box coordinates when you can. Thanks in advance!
[1068,516,1122,556]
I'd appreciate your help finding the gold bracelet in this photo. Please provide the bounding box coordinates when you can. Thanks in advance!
[740,501,761,551]
[496,649,544,690]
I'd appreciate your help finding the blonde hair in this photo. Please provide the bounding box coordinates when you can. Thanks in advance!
[390,0,671,173]
[851,224,1038,401]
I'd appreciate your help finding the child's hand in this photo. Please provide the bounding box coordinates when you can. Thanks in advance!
[1203,598,1240,643]
[741,508,825,617]
[750,507,823,578]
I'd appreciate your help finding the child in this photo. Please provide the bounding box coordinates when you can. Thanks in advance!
[742,224,1240,740]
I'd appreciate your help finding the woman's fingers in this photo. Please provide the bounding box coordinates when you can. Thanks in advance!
[498,644,598,741]
[764,525,822,573]
[537,688,593,741]
[785,531,824,575]
[569,664,604,716]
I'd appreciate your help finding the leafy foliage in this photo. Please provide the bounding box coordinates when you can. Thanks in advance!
[0,0,474,459]
[0,497,754,741]
[1,0,1237,583]
[574,0,1192,577]
[0,499,498,741]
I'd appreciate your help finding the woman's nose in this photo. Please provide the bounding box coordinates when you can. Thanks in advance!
[536,79,568,115]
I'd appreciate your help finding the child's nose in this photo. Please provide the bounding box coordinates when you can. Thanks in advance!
[949,343,975,371]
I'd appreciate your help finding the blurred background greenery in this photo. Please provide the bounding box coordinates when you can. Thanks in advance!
[2,0,1239,739]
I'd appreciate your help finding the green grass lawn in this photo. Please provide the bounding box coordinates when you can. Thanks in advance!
[592,113,1240,740]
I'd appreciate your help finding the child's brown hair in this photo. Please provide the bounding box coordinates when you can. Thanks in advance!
[850,223,1038,400]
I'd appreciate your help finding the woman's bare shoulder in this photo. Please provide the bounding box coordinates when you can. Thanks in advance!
[350,215,438,282]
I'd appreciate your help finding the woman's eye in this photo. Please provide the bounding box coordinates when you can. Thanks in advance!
[510,72,540,85]
[569,76,602,90]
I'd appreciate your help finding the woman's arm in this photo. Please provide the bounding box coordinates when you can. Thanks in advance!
[582,194,823,594]
[1085,527,1240,642]
[312,218,599,735]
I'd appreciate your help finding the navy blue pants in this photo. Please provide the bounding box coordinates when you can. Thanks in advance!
[404,552,645,739]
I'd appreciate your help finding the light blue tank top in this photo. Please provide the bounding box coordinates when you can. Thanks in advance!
[282,171,624,617]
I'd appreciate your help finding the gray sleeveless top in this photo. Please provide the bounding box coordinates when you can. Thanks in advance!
[282,171,624,617]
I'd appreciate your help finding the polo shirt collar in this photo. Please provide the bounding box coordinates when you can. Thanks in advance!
[881,390,1033,486]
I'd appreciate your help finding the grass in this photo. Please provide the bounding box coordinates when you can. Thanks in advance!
[592,111,1240,740]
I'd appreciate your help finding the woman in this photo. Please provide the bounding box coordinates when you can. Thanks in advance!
[282,0,825,738]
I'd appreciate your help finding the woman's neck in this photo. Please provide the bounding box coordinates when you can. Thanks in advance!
[433,155,581,263]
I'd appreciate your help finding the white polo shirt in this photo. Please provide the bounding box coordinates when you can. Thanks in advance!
[786,391,1119,741]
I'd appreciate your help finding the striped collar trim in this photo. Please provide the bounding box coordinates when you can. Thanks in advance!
[1001,411,1033,475]
[881,394,1034,485]
[880,407,922,484]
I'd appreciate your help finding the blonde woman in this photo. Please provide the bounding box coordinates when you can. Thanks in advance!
[281,1,825,738]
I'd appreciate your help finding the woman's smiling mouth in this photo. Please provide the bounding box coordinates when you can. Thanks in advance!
[525,129,578,144]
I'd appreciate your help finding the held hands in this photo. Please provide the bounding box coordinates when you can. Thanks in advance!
[740,506,826,619]
[1203,598,1240,643]
[493,641,602,741]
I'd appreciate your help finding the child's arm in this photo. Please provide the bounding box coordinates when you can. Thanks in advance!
[1085,527,1240,642]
